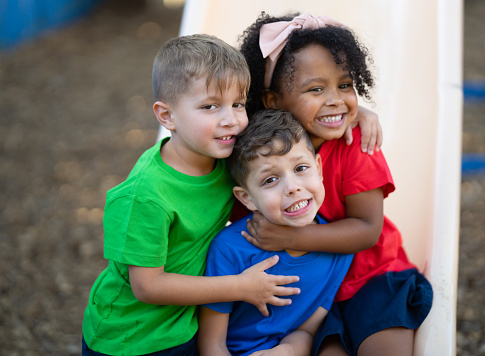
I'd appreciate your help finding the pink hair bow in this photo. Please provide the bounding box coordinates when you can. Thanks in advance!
[259,13,344,88]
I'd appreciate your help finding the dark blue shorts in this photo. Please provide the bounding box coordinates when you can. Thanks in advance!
[82,334,198,356]
[312,268,433,356]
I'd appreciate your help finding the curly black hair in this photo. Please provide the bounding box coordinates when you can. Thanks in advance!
[239,12,375,117]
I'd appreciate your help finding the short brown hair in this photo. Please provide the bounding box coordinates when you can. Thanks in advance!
[228,109,314,188]
[152,34,250,105]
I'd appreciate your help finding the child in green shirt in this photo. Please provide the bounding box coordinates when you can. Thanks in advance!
[81,34,301,356]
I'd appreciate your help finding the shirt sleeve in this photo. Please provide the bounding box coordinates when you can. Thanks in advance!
[313,216,354,310]
[319,253,354,310]
[103,193,170,267]
[341,128,395,198]
[203,235,241,314]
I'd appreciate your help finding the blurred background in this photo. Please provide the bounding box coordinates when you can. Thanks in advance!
[0,0,483,355]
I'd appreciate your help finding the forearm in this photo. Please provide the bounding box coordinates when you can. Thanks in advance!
[129,256,300,314]
[130,267,243,305]
[270,306,326,355]
[198,307,231,356]
[275,330,313,356]
[198,339,231,356]
[246,189,384,253]
[286,217,380,254]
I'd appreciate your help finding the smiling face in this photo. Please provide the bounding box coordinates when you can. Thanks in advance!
[155,75,248,165]
[266,45,358,150]
[234,139,324,228]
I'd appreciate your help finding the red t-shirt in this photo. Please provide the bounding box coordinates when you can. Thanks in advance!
[318,127,416,301]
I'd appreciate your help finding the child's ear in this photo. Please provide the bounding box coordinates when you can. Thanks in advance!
[233,186,257,212]
[315,153,323,180]
[262,89,282,110]
[153,101,175,131]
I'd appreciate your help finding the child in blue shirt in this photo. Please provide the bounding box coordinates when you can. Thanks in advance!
[198,109,353,356]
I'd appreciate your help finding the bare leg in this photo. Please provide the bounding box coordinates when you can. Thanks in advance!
[357,327,414,356]
[318,335,350,356]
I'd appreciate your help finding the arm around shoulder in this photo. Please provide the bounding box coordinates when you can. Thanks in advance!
[128,256,300,315]
[300,187,383,253]
[244,188,384,254]
[128,265,242,305]
[346,105,383,155]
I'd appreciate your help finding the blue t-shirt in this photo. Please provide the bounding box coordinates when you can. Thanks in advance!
[204,215,353,356]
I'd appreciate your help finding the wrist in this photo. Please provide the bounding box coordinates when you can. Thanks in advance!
[283,226,297,250]
[272,344,292,356]
[234,273,249,302]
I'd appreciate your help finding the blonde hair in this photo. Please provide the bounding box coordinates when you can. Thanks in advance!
[152,34,251,105]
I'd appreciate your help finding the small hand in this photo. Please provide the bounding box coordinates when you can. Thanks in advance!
[344,106,383,155]
[242,212,291,251]
[240,255,300,317]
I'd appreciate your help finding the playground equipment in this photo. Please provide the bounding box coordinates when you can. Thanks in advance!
[158,1,463,354]
[0,0,102,49]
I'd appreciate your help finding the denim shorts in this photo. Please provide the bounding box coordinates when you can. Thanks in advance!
[82,334,198,356]
[312,268,433,356]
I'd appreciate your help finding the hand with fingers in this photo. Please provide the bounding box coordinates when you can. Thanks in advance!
[242,212,293,252]
[344,105,383,155]
[238,255,300,317]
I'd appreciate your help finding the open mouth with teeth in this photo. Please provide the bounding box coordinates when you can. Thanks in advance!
[317,114,343,123]
[285,199,311,214]
[215,135,236,144]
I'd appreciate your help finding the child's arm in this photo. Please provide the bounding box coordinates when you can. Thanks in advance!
[260,307,327,356]
[345,106,383,155]
[197,306,231,356]
[129,255,300,317]
[248,307,328,356]
[242,188,384,254]
[197,306,328,356]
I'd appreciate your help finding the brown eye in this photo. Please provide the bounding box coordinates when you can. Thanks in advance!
[202,104,217,110]
[295,165,309,173]
[263,177,277,185]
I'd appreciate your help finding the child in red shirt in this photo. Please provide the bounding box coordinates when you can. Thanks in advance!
[239,12,433,356]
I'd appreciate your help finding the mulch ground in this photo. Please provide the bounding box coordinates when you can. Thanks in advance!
[0,0,484,355]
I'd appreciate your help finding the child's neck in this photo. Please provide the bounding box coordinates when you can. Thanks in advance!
[311,137,326,152]
[284,218,318,257]
[285,249,308,257]
[160,139,216,176]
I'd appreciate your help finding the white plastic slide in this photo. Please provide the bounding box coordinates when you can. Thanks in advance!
[158,1,463,354]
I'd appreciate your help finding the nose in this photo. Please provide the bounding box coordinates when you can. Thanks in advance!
[325,90,345,107]
[221,107,239,127]
[285,176,302,196]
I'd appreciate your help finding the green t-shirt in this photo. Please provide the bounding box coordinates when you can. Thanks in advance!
[82,138,235,355]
